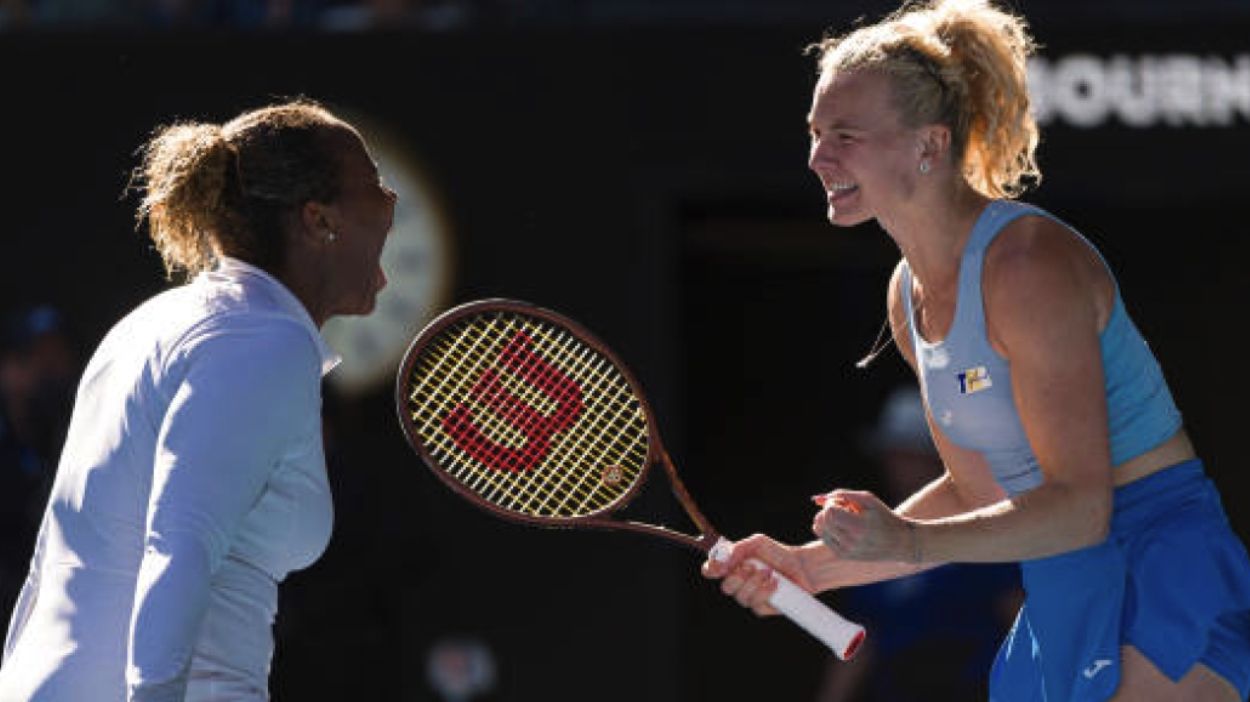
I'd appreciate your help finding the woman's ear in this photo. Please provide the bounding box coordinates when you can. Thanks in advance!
[299,200,338,245]
[917,124,952,161]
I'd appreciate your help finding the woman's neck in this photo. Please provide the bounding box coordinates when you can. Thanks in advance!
[882,183,990,300]
[275,256,330,328]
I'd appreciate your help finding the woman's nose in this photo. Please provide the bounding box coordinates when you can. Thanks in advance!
[808,139,829,171]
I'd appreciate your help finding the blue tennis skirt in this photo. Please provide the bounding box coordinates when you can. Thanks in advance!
[989,459,1250,701]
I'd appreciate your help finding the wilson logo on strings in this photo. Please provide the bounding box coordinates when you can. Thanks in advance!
[441,330,584,472]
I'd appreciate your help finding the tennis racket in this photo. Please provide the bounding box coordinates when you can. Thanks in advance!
[395,298,865,660]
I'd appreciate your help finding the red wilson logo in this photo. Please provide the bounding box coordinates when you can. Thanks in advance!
[441,330,584,472]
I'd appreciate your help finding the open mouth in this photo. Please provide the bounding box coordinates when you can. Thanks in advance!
[828,182,859,201]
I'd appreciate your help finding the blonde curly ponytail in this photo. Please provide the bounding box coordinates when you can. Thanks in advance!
[812,0,1041,198]
[136,123,236,278]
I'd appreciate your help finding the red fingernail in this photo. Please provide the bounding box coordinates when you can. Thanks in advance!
[812,494,828,506]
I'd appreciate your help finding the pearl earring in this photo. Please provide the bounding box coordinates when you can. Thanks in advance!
[919,160,931,175]
[326,232,338,243]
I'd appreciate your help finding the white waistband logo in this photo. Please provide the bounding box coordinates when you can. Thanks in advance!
[1083,658,1114,679]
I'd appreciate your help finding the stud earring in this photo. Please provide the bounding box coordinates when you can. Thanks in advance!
[326,232,338,243]
[919,160,931,175]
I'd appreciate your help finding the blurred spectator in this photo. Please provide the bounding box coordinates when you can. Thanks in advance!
[146,0,327,28]
[0,304,78,620]
[0,0,28,27]
[34,0,139,25]
[0,0,327,29]
[0,0,562,30]
[319,0,473,31]
[2,0,1250,30]
[815,386,1022,702]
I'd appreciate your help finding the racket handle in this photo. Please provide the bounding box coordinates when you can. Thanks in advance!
[710,537,866,660]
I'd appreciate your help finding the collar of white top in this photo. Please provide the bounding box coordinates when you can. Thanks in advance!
[210,256,342,377]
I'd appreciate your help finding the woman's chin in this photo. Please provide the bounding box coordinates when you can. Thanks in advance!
[330,298,377,319]
[827,208,870,228]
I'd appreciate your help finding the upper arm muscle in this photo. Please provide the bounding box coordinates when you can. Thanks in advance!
[984,217,1113,495]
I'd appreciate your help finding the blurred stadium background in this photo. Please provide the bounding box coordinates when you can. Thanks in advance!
[1,0,1248,699]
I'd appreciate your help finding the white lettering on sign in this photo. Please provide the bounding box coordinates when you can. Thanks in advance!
[1028,54,1250,128]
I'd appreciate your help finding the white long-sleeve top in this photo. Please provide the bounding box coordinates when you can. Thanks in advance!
[0,257,339,702]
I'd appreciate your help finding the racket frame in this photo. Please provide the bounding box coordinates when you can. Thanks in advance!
[395,298,720,554]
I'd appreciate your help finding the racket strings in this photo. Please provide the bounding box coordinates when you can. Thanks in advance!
[481,326,645,515]
[422,320,645,516]
[420,318,570,511]
[545,339,642,515]
[406,311,649,519]
[411,316,533,506]
[419,322,615,510]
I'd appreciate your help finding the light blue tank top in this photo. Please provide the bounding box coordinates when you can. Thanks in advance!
[902,200,1182,496]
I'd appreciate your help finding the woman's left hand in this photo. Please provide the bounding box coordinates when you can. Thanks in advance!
[812,490,914,562]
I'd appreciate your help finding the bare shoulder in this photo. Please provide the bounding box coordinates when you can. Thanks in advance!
[984,214,1088,282]
[982,213,1113,350]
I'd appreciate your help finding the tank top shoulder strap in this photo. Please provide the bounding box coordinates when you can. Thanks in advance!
[951,200,1053,335]
[900,200,1065,345]
[898,258,920,347]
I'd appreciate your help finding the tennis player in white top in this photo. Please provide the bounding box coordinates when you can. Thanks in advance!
[0,100,397,701]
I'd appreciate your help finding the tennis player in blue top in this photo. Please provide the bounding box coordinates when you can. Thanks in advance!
[702,1,1250,699]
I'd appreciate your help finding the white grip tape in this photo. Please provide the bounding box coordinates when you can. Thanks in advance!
[710,537,865,660]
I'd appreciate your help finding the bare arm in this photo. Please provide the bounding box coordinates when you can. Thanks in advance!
[706,261,995,599]
[704,229,1115,607]
[797,261,1008,588]
[819,219,1115,564]
[912,217,1114,562]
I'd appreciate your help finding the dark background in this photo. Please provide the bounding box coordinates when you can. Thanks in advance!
[1,1,1247,700]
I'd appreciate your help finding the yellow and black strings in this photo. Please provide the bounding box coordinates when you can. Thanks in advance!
[518,321,646,517]
[417,315,564,512]
[498,316,646,517]
[407,312,649,519]
[410,314,527,506]
[416,314,644,518]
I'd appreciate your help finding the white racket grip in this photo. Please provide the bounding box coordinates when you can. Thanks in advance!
[710,537,866,660]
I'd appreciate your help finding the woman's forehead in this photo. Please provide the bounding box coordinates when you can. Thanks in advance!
[334,132,376,171]
[818,68,889,98]
[812,69,897,120]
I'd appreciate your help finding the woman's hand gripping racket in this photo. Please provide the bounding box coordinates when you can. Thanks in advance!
[395,299,865,660]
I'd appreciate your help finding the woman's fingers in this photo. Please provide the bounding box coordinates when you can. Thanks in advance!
[720,561,779,615]
[814,500,866,557]
[813,490,909,560]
